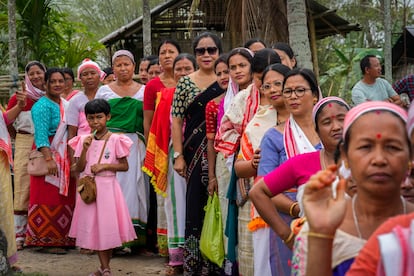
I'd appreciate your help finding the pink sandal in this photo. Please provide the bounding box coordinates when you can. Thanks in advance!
[101,268,112,276]
[89,267,103,276]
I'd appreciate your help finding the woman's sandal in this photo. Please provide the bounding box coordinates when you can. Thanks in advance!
[16,241,24,251]
[101,268,112,276]
[89,267,103,276]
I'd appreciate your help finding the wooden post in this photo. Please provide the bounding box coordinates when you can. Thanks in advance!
[308,11,319,80]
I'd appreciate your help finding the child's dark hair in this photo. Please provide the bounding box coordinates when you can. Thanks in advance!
[85,99,111,115]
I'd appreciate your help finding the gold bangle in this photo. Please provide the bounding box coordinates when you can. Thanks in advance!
[282,231,295,244]
[71,163,77,169]
[307,231,334,240]
[209,178,217,183]
[289,202,299,217]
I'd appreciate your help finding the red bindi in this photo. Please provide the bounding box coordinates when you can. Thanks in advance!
[328,103,332,108]
[376,133,382,139]
[376,110,381,115]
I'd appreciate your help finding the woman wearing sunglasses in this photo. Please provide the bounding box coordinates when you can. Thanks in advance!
[171,32,225,275]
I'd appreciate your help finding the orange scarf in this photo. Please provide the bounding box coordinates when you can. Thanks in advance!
[143,87,176,196]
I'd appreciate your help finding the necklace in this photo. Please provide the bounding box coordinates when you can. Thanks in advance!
[276,119,285,126]
[94,130,109,140]
[352,194,407,239]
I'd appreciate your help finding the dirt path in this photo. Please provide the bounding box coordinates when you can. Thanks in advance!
[15,248,168,276]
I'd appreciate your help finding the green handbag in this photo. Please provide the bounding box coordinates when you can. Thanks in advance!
[199,192,225,267]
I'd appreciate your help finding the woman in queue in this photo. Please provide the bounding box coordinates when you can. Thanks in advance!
[299,101,414,275]
[143,39,181,255]
[7,61,46,250]
[215,48,281,275]
[171,32,225,275]
[234,63,291,275]
[255,68,321,275]
[1,86,27,270]
[26,68,76,253]
[144,53,197,275]
[67,59,103,171]
[95,50,147,249]
[249,96,350,274]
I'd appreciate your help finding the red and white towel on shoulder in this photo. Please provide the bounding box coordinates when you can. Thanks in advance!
[46,99,70,196]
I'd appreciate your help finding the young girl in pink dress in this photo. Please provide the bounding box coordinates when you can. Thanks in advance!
[68,99,137,276]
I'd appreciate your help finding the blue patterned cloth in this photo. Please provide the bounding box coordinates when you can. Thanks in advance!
[32,96,60,149]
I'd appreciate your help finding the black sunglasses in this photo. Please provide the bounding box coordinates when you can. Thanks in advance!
[195,47,218,56]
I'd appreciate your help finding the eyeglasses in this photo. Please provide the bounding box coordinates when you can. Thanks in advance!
[262,81,283,91]
[195,47,218,56]
[282,87,312,98]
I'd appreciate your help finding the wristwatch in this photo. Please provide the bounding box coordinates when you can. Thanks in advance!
[173,152,183,160]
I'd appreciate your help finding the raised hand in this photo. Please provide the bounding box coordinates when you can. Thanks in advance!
[303,165,347,234]
[83,135,93,151]
[16,81,27,108]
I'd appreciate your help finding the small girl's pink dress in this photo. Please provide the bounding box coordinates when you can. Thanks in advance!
[68,134,137,250]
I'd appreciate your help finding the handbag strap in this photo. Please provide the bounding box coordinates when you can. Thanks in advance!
[97,134,111,165]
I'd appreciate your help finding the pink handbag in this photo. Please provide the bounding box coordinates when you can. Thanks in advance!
[27,150,49,176]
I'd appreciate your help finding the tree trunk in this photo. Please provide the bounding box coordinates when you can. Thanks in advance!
[142,0,152,56]
[287,0,313,70]
[383,0,392,82]
[8,0,19,95]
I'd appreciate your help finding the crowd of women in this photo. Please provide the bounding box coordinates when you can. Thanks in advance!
[1,30,414,276]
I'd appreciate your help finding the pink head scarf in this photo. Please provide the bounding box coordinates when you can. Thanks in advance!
[77,58,105,81]
[24,61,46,101]
[312,96,350,125]
[343,101,407,140]
[407,104,414,138]
[112,50,135,64]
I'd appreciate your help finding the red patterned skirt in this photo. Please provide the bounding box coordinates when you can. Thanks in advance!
[25,174,76,247]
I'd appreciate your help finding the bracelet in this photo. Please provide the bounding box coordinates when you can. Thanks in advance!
[307,231,335,240]
[209,178,217,183]
[289,202,299,217]
[282,231,295,244]
[70,163,77,169]
[45,156,53,161]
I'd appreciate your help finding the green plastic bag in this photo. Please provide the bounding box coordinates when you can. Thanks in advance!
[199,192,225,267]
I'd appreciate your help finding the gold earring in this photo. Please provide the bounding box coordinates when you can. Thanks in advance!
[344,160,349,169]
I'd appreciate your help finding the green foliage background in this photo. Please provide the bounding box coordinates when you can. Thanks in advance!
[1,0,166,74]
[316,0,414,100]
